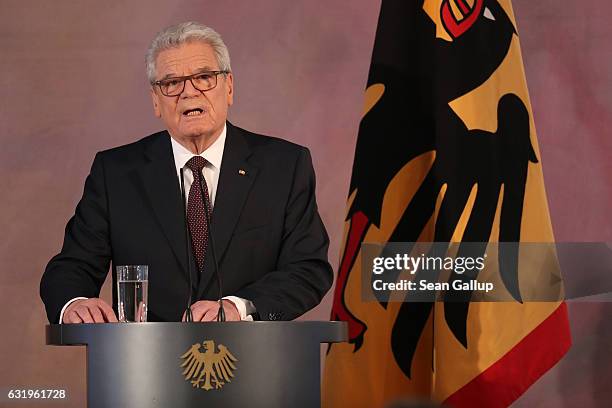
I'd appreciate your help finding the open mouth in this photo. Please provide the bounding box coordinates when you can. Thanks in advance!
[183,108,204,117]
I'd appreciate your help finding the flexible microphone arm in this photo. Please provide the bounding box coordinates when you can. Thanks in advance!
[180,168,194,323]
[196,174,226,322]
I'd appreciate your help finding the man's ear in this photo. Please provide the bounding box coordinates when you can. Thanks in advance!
[226,72,234,106]
[150,88,161,118]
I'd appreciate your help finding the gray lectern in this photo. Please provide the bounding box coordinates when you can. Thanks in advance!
[46,322,347,408]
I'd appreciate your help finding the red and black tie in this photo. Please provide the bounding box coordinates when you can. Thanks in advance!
[185,156,212,273]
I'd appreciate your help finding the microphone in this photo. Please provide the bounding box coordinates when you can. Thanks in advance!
[196,173,225,322]
[180,168,194,322]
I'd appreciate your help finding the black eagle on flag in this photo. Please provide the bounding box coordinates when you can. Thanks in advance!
[331,0,533,373]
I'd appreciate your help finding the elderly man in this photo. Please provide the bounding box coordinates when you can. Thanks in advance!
[40,22,333,323]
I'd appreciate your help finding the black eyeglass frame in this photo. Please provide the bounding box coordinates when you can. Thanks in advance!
[152,70,230,97]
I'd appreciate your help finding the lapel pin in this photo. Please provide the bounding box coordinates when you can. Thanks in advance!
[238,169,247,176]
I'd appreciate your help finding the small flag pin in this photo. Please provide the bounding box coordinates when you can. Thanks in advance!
[238,169,246,176]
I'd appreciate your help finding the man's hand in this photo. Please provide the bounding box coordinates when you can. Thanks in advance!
[63,298,118,323]
[182,300,240,322]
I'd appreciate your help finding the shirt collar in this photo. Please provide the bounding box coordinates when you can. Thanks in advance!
[170,123,226,174]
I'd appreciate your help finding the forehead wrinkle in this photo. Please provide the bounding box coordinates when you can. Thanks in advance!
[157,53,219,78]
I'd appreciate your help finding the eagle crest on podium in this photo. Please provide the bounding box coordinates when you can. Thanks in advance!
[180,340,238,391]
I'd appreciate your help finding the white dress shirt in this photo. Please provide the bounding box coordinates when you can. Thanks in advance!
[59,124,255,322]
[170,123,225,207]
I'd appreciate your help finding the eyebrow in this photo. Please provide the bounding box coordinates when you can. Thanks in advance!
[158,67,219,81]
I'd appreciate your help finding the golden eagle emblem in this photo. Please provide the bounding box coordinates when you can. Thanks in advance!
[180,340,238,391]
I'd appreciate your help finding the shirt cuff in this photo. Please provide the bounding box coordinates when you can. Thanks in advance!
[59,297,88,324]
[222,296,256,321]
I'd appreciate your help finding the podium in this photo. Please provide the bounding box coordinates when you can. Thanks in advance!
[46,322,347,408]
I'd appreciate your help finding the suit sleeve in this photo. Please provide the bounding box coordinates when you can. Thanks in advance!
[40,153,112,323]
[234,147,333,320]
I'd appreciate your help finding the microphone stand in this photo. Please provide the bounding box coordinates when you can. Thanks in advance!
[180,168,194,322]
[196,173,225,322]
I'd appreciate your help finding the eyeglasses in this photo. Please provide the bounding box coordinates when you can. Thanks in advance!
[152,70,230,97]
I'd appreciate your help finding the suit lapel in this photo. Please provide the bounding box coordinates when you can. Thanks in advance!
[197,123,259,298]
[137,132,189,279]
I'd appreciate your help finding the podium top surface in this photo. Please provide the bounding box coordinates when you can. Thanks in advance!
[46,320,348,346]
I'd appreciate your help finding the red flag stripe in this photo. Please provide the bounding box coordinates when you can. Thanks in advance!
[443,302,571,408]
[330,211,369,340]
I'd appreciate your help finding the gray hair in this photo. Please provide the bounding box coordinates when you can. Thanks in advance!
[145,22,231,84]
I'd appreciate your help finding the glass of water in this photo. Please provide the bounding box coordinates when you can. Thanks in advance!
[116,265,148,323]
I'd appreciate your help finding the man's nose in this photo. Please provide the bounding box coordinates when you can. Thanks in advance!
[181,78,201,97]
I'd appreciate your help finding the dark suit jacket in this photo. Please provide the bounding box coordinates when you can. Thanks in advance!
[40,123,333,323]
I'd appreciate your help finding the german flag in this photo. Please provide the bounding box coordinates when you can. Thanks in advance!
[323,1,571,406]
